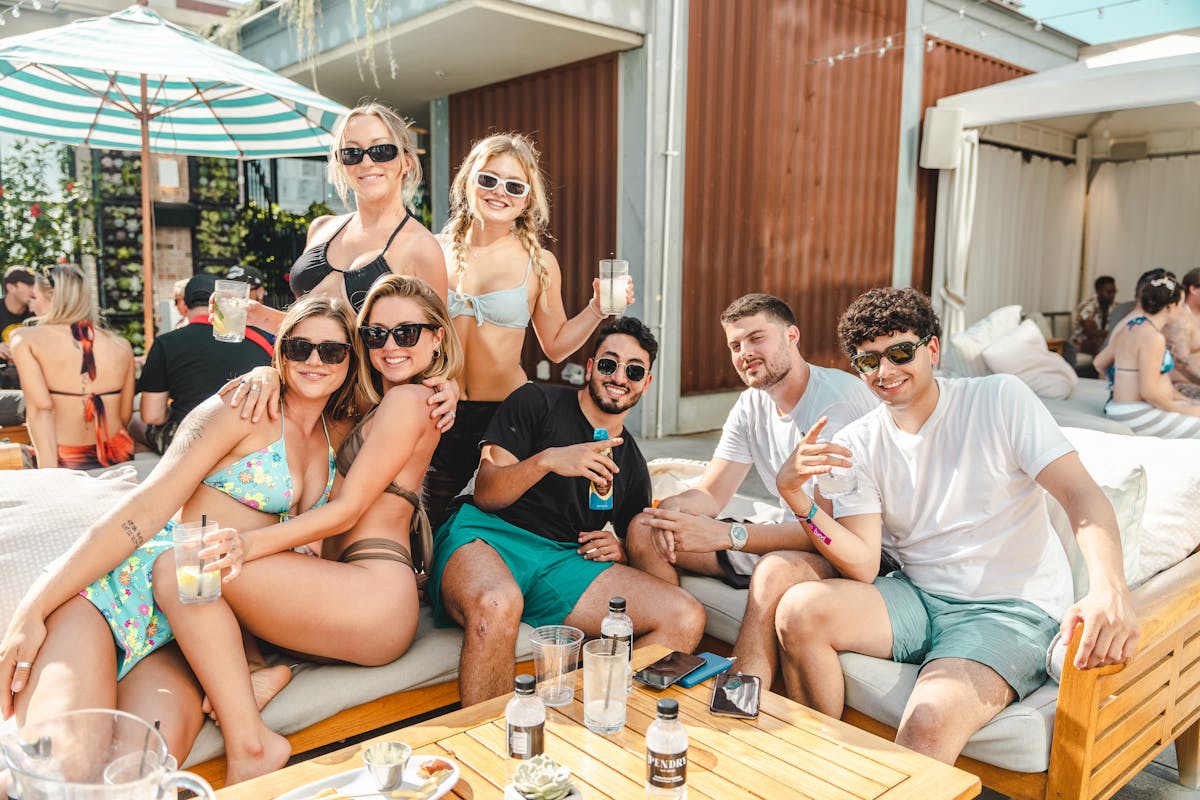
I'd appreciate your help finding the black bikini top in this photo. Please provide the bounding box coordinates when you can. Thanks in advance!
[288,211,413,310]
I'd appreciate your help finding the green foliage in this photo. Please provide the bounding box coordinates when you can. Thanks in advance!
[0,139,92,269]
[235,200,332,300]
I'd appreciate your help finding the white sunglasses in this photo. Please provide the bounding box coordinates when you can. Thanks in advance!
[474,171,531,198]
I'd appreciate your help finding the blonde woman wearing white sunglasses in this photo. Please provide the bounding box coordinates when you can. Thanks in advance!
[426,133,634,529]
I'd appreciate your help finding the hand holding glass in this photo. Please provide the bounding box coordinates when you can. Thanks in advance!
[172,520,222,604]
[212,280,250,343]
[598,259,630,316]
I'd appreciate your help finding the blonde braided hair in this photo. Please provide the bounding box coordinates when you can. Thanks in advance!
[442,133,552,310]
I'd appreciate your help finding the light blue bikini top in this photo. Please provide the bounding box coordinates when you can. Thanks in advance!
[447,256,533,329]
[201,416,335,522]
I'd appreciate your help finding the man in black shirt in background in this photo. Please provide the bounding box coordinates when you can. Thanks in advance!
[132,273,271,453]
[0,266,35,388]
[430,317,706,705]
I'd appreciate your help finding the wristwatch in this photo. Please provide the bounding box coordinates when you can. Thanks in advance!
[728,523,749,552]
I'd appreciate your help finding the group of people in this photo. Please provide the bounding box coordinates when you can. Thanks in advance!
[0,98,1143,787]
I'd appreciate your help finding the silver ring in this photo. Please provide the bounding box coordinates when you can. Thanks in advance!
[238,378,247,385]
[249,385,261,392]
[15,661,31,670]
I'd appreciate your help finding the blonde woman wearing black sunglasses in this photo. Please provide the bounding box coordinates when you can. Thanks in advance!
[426,132,635,529]
[227,102,458,432]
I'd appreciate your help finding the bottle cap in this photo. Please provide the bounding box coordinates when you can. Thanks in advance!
[656,698,679,719]
[593,427,609,442]
[608,597,626,613]
[514,674,536,695]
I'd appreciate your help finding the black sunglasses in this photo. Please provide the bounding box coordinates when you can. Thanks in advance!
[359,323,439,349]
[338,144,400,166]
[280,337,352,365]
[849,335,932,375]
[596,357,647,382]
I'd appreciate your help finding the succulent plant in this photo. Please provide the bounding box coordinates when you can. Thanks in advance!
[512,755,575,800]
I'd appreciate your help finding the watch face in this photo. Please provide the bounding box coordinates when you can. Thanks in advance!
[731,524,748,547]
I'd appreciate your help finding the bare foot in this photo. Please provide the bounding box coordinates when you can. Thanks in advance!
[202,664,292,724]
[224,728,290,785]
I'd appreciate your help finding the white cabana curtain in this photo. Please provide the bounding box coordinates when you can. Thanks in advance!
[931,130,979,338]
[960,144,1084,326]
[1085,155,1200,297]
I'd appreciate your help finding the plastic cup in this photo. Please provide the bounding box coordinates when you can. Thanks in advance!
[816,464,857,498]
[598,259,629,316]
[529,625,584,707]
[583,639,627,734]
[212,280,250,343]
[172,521,221,605]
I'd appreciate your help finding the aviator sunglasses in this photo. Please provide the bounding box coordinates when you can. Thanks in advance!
[280,337,352,365]
[849,335,932,375]
[338,144,400,166]
[596,357,647,383]
[473,171,531,198]
[359,323,439,349]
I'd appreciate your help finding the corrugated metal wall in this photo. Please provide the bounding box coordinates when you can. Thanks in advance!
[448,54,618,377]
[681,0,907,395]
[911,39,1029,293]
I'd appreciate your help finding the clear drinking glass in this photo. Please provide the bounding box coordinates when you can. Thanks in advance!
[212,279,250,342]
[583,639,628,734]
[599,259,630,316]
[172,520,222,605]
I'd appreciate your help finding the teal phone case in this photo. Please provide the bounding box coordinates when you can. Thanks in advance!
[677,651,733,688]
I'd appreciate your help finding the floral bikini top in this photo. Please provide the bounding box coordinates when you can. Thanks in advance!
[201,416,335,521]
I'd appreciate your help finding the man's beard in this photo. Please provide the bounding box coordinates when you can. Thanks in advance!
[588,378,641,414]
[737,348,791,389]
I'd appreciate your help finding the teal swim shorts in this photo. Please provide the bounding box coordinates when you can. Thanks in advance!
[874,571,1060,699]
[429,502,611,629]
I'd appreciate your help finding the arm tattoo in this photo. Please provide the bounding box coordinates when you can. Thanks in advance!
[121,519,145,547]
[169,404,219,455]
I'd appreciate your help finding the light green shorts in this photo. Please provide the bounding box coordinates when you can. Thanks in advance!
[874,571,1059,699]
[429,502,611,629]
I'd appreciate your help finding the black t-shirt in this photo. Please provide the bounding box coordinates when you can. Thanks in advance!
[0,303,31,347]
[469,383,651,544]
[138,321,272,421]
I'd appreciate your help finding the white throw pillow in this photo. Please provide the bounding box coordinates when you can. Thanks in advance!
[1062,428,1200,585]
[942,305,1022,378]
[982,319,1079,400]
[1045,460,1145,597]
[0,466,138,629]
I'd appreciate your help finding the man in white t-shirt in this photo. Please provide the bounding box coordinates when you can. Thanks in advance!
[771,287,1139,764]
[627,293,876,684]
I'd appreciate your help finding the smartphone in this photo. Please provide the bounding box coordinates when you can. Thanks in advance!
[676,652,734,688]
[632,651,706,690]
[709,672,761,718]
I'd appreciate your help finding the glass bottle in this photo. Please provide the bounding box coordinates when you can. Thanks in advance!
[601,596,633,693]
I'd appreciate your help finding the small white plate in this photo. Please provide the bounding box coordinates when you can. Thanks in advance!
[274,754,460,800]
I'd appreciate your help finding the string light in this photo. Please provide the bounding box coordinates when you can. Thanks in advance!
[807,0,1143,69]
[0,0,59,26]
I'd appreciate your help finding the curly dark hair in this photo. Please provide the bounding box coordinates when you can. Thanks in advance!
[596,316,658,367]
[837,287,942,357]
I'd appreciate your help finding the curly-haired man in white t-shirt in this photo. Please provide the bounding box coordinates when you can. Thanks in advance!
[771,287,1139,764]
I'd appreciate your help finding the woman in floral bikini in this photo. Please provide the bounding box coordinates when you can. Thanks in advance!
[0,295,360,769]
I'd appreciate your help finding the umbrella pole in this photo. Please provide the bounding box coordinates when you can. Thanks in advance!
[139,75,155,349]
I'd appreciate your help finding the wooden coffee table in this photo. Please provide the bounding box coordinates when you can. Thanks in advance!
[216,645,980,800]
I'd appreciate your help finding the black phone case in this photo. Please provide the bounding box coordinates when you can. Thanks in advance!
[709,672,761,718]
[632,651,707,690]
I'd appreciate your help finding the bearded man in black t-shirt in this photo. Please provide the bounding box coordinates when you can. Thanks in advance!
[429,317,706,705]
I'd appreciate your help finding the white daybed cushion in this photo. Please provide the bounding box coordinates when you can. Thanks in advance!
[1048,429,1147,594]
[184,614,534,766]
[839,653,1059,773]
[941,305,1022,378]
[0,465,140,629]
[1062,427,1200,584]
[982,319,1078,400]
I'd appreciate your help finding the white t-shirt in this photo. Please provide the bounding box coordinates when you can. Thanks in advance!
[833,374,1075,619]
[713,364,878,517]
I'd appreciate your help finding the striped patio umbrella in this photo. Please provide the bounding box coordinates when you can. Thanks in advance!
[0,3,349,342]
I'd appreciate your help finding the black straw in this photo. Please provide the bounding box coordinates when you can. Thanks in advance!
[197,516,208,597]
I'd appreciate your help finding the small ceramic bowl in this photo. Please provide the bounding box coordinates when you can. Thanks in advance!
[362,741,413,791]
